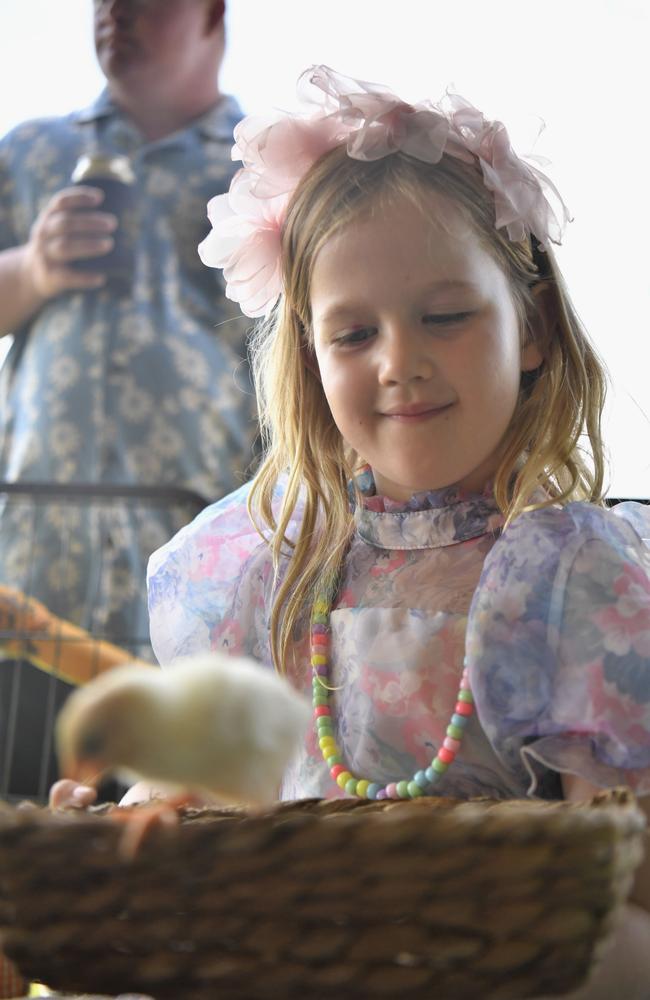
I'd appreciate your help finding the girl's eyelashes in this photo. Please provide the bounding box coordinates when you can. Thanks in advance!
[423,311,475,326]
[332,311,476,346]
[334,327,375,346]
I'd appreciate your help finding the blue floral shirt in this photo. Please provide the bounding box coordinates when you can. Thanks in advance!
[0,91,257,653]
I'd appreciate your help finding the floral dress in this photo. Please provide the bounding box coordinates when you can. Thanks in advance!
[147,474,650,802]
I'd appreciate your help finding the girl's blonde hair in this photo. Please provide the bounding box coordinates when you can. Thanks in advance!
[247,146,608,673]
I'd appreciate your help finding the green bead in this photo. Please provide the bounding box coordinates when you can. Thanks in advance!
[432,758,449,774]
[313,693,328,706]
[345,778,358,795]
[317,719,333,733]
[396,781,410,798]
[407,781,424,798]
[458,689,474,703]
[447,723,464,740]
[312,613,329,625]
[326,753,343,766]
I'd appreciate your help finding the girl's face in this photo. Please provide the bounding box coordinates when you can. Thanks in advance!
[310,192,543,501]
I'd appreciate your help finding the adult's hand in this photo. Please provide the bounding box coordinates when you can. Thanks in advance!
[23,185,117,298]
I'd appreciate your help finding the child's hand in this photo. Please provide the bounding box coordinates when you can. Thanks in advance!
[48,778,97,810]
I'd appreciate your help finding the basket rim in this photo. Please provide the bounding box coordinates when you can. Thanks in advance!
[0,785,645,842]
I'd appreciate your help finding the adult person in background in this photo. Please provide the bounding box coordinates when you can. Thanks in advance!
[0,0,257,799]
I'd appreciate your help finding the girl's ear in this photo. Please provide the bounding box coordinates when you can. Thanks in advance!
[521,281,554,373]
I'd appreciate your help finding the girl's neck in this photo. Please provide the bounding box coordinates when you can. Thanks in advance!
[365,467,494,504]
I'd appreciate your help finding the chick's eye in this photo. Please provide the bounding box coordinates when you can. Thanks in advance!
[80,729,105,759]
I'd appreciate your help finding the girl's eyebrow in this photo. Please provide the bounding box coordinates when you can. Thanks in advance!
[314,280,481,326]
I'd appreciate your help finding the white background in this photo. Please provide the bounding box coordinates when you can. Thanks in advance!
[0,0,648,497]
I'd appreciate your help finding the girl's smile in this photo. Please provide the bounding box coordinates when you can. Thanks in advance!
[381,402,455,421]
[310,192,543,502]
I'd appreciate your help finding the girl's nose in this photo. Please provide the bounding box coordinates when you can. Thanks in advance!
[377,324,435,385]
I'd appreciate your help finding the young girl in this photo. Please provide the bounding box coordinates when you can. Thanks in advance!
[147,66,649,994]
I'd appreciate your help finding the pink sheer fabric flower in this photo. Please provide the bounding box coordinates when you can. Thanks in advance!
[198,65,571,318]
[199,171,289,318]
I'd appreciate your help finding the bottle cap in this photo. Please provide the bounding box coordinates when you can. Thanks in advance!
[71,153,136,185]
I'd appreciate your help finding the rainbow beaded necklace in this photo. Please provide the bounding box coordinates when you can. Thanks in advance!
[311,578,475,800]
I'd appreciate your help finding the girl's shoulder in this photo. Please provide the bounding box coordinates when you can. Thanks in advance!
[148,475,307,580]
[488,498,649,570]
[474,499,649,612]
[148,481,268,576]
[469,498,650,671]
[146,478,305,666]
[466,500,650,796]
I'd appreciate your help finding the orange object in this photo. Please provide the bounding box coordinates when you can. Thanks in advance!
[0,949,27,998]
[0,584,152,686]
[108,792,204,859]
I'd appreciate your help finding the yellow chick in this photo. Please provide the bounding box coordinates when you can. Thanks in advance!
[55,652,311,806]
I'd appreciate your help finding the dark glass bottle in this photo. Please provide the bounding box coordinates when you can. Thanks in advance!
[70,153,136,293]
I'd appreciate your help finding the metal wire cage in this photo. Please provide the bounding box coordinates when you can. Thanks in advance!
[0,481,207,805]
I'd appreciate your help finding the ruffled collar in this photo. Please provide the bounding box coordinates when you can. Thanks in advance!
[352,466,504,550]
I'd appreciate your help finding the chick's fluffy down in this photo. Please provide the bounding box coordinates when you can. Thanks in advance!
[56,652,312,805]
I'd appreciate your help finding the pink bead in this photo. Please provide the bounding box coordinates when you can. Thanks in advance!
[443,736,461,753]
[330,765,346,779]
[460,676,470,689]
[438,747,455,765]
[312,633,329,646]
[455,701,473,717]
[313,706,331,718]
[386,783,400,799]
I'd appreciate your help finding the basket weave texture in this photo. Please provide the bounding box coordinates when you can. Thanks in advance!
[0,789,645,1000]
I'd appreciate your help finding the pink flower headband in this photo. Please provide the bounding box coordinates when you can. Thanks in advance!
[199,65,570,318]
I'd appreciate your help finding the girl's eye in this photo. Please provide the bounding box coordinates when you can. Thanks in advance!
[424,311,474,327]
[335,327,375,346]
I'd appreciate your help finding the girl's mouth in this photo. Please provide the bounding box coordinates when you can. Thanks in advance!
[382,403,454,421]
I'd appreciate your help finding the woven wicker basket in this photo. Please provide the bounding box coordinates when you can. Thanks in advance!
[0,789,645,1000]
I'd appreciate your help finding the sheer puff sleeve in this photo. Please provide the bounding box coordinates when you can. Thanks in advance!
[466,501,650,796]
[147,481,288,668]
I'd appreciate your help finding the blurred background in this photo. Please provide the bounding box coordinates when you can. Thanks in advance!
[0,0,648,497]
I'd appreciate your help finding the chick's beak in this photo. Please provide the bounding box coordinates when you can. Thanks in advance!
[61,755,107,789]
